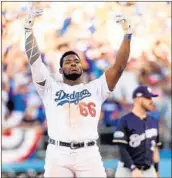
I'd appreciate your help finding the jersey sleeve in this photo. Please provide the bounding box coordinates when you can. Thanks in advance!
[91,73,112,103]
[34,75,53,99]
[156,121,162,147]
[112,118,128,144]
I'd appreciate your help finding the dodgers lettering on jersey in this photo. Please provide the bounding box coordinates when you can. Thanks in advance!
[113,112,161,166]
[35,73,111,142]
[55,89,91,105]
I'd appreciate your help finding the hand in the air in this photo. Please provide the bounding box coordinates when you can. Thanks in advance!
[115,14,132,34]
[24,3,43,30]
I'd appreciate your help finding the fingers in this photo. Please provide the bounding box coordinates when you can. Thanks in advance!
[26,1,43,18]
[27,2,34,11]
[27,8,43,18]
[32,8,43,18]
[114,14,132,34]
[115,14,126,24]
[24,3,43,30]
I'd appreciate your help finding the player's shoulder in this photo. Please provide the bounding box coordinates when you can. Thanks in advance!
[50,75,66,87]
[120,112,134,121]
[88,73,105,84]
[84,74,102,90]
[117,112,133,125]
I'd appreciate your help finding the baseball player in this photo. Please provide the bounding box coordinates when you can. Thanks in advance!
[113,85,161,178]
[24,4,132,177]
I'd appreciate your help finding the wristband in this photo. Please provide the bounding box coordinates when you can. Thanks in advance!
[124,34,132,40]
[130,164,136,171]
[154,163,159,172]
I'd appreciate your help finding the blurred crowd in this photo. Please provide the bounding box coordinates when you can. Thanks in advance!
[2,1,171,154]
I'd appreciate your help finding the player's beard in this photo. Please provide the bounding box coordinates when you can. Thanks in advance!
[142,102,151,112]
[64,72,82,81]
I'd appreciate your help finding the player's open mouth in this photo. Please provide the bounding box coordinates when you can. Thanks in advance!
[71,68,79,72]
[70,71,79,74]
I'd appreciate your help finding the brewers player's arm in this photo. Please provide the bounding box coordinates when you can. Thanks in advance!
[25,29,49,86]
[113,118,137,172]
[118,144,137,171]
[153,120,161,177]
[105,34,131,91]
[153,146,160,177]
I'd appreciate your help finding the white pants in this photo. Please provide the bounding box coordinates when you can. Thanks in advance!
[115,161,157,177]
[44,143,106,177]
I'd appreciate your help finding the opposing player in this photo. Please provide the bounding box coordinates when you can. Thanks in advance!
[113,85,161,178]
[24,5,132,177]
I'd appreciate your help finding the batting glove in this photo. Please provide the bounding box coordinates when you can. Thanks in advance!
[115,14,132,34]
[24,5,43,30]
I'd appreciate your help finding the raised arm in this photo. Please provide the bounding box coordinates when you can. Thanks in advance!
[24,5,49,86]
[105,15,132,91]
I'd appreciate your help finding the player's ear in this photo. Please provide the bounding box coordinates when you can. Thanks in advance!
[139,97,143,104]
[59,68,63,74]
[134,97,140,103]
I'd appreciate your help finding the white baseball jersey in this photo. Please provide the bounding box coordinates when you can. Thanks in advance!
[35,73,111,142]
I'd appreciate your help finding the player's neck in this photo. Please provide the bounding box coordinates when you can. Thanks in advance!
[132,105,147,120]
[63,77,83,86]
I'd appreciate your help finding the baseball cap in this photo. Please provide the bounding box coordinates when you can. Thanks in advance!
[132,85,158,99]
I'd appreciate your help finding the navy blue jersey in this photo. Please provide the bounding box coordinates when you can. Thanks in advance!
[113,112,161,166]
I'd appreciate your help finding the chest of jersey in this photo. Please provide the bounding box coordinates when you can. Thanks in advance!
[44,81,102,124]
[126,118,158,148]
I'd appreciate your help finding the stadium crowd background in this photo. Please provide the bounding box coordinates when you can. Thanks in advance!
[2,2,171,177]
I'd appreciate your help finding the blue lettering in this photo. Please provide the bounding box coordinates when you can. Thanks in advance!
[54,89,91,106]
